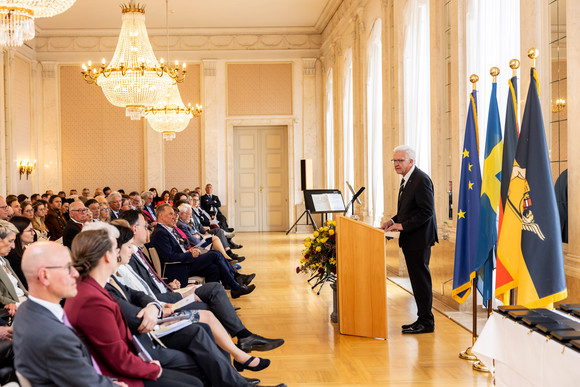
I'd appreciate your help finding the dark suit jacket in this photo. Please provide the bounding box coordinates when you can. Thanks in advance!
[148,225,194,264]
[393,167,438,251]
[105,277,160,331]
[64,276,160,387]
[45,209,67,240]
[110,209,122,220]
[5,251,27,290]
[128,254,182,304]
[177,220,203,246]
[13,299,114,387]
[192,208,211,228]
[200,194,221,216]
[62,220,82,248]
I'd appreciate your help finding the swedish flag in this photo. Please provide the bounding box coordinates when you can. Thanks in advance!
[452,91,482,303]
[498,68,567,307]
[475,82,502,306]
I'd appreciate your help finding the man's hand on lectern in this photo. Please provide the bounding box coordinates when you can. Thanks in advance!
[386,223,403,232]
[380,219,393,231]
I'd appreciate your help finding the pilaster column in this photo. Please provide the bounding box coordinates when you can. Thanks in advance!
[301,58,321,187]
[0,52,6,196]
[352,12,366,216]
[39,61,61,192]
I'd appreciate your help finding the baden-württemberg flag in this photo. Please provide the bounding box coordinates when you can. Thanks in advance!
[496,75,520,301]
[452,91,482,303]
[498,68,567,307]
[475,82,503,306]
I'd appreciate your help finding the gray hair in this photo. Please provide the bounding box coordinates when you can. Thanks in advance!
[393,145,416,161]
[141,191,153,200]
[0,220,18,239]
[82,221,120,239]
[178,203,192,213]
[106,191,122,203]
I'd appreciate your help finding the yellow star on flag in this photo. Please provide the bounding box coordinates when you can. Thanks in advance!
[468,181,474,190]
[462,149,469,158]
[458,209,466,219]
[468,163,473,171]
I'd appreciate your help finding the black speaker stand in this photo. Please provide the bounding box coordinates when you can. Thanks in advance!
[286,209,318,235]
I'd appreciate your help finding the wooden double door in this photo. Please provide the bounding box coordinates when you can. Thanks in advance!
[233,126,289,231]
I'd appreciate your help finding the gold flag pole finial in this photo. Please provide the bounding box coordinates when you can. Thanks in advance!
[490,67,500,83]
[528,48,539,68]
[469,74,479,91]
[509,59,520,77]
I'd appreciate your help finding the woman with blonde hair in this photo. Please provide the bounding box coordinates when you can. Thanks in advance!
[31,200,49,241]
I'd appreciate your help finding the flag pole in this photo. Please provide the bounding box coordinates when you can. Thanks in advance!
[508,58,520,306]
[459,74,479,362]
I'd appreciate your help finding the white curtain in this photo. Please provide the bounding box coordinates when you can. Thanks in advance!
[343,49,354,202]
[326,69,335,189]
[403,0,431,174]
[466,0,520,167]
[367,20,384,226]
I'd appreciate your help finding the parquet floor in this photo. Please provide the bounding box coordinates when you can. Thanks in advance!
[230,232,493,387]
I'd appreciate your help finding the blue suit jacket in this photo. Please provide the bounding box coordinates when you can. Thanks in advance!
[148,225,194,265]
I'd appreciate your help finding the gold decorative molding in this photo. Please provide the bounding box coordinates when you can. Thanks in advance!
[203,59,216,77]
[303,58,317,76]
[41,61,57,78]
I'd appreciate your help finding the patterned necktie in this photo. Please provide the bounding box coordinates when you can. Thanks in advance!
[63,312,102,374]
[136,249,173,292]
[398,179,405,202]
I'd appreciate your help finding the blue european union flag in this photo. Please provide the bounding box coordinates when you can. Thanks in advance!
[452,91,482,303]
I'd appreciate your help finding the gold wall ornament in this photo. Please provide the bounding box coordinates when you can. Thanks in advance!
[80,1,186,120]
[528,48,539,68]
[18,159,36,180]
[469,74,479,91]
[490,67,500,83]
[0,1,76,47]
[552,98,566,113]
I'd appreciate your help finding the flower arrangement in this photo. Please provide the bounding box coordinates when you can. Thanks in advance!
[297,220,337,276]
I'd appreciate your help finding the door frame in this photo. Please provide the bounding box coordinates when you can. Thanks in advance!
[226,117,296,230]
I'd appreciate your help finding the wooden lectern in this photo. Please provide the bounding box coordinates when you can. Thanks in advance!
[336,216,388,339]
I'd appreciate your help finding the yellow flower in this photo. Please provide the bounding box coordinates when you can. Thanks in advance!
[305,242,311,248]
[313,231,319,237]
[320,238,328,244]
[323,227,328,232]
[316,246,322,252]
[328,220,336,226]
[329,229,335,235]
[305,237,311,242]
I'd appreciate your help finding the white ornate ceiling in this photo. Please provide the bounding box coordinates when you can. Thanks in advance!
[35,0,341,36]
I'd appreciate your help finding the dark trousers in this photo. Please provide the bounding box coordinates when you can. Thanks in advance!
[180,282,245,337]
[143,368,203,387]
[402,246,434,327]
[160,323,248,387]
[165,251,239,290]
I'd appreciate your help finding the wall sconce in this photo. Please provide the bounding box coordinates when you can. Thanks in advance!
[19,160,36,180]
[552,98,566,113]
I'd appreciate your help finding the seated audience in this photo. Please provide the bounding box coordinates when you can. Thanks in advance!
[31,200,49,241]
[156,191,173,208]
[103,186,112,197]
[13,242,124,386]
[108,191,123,220]
[6,216,36,289]
[99,202,112,222]
[169,188,178,201]
[0,197,8,221]
[61,201,71,221]
[64,228,204,386]
[20,202,34,222]
[45,195,67,240]
[63,201,88,248]
[121,197,133,212]
[148,204,254,298]
[6,198,21,218]
[141,191,157,225]
[86,199,101,222]
[0,220,28,324]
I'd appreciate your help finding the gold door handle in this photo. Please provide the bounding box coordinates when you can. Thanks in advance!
[259,185,263,192]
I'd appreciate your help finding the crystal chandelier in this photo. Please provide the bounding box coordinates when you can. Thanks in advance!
[145,84,202,141]
[81,1,186,120]
[0,1,76,47]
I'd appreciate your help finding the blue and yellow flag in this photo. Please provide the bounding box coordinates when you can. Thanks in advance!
[452,91,482,303]
[499,68,567,307]
[496,75,519,300]
[475,82,503,306]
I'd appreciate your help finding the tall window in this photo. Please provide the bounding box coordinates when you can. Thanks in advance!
[367,20,384,225]
[403,0,431,174]
[466,0,520,167]
[326,69,335,189]
[343,49,354,201]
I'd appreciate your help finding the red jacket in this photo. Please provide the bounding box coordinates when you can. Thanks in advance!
[64,276,160,387]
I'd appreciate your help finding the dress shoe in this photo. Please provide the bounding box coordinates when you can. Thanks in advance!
[227,250,246,262]
[233,356,270,372]
[401,320,419,330]
[237,334,285,353]
[402,323,434,334]
[227,227,235,232]
[257,384,287,387]
[243,376,261,386]
[231,284,256,299]
[229,241,243,249]
[236,273,256,286]
[225,231,236,238]
[233,263,242,270]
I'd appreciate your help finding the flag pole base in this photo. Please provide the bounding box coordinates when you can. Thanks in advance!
[473,360,490,373]
[459,346,478,360]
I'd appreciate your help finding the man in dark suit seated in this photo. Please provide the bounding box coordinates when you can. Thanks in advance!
[62,201,88,248]
[382,145,438,334]
[121,210,282,353]
[200,184,233,232]
[107,191,123,220]
[13,242,124,386]
[148,204,255,298]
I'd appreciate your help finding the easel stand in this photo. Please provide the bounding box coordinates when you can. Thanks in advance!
[286,209,318,234]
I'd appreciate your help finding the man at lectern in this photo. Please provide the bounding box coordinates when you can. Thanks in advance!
[381,145,438,334]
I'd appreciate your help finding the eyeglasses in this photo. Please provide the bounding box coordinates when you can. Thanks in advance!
[71,209,88,213]
[44,262,75,275]
[391,159,407,164]
[0,206,8,210]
